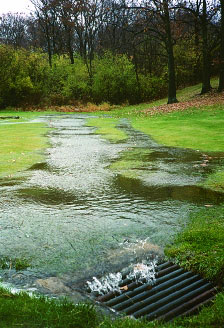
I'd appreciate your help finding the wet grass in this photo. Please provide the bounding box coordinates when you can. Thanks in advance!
[0,112,50,177]
[0,288,98,328]
[130,105,224,194]
[202,169,224,193]
[110,148,152,179]
[165,206,224,285]
[84,80,224,327]
[86,117,128,142]
[0,285,223,328]
[0,123,48,178]
[0,257,30,271]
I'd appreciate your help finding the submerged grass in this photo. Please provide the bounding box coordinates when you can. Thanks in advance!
[86,117,128,142]
[0,257,30,271]
[110,148,152,179]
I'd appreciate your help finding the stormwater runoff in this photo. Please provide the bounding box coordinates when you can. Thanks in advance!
[0,114,224,301]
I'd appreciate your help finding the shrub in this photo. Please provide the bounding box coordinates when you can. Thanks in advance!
[0,45,49,107]
[138,74,167,102]
[92,52,139,104]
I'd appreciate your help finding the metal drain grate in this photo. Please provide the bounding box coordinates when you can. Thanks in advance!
[93,262,217,322]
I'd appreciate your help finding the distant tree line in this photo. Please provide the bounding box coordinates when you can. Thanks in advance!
[0,0,223,108]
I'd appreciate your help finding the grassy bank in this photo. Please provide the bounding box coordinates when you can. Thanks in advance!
[165,206,224,285]
[0,288,97,328]
[0,285,223,328]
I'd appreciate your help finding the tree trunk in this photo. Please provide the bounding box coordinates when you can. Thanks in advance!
[194,13,200,83]
[67,31,74,64]
[163,0,178,104]
[46,26,52,68]
[201,0,211,94]
[218,0,224,92]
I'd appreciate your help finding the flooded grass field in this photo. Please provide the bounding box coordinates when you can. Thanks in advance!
[0,114,224,295]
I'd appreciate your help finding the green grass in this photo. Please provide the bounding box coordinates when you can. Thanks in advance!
[131,106,224,152]
[0,288,98,328]
[165,206,224,285]
[86,117,128,142]
[0,122,49,178]
[202,170,224,193]
[0,284,223,328]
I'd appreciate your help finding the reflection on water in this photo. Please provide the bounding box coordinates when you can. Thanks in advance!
[0,115,223,284]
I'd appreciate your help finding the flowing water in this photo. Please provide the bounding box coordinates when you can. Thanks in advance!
[0,114,224,295]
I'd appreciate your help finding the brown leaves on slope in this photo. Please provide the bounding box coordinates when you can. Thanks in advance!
[143,91,224,116]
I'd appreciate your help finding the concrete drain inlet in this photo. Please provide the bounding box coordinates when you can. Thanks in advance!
[87,262,217,322]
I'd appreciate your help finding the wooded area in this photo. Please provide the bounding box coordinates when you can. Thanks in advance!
[0,0,223,107]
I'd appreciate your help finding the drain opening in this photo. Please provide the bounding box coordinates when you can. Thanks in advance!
[86,261,217,322]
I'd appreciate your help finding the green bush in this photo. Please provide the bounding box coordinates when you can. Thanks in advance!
[0,47,168,108]
[138,74,167,102]
[92,52,139,104]
[0,45,49,107]
[61,56,91,102]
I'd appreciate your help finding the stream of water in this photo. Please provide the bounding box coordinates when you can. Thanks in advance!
[0,114,224,295]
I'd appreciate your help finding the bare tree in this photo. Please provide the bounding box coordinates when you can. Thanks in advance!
[0,13,29,48]
[122,0,178,103]
[31,0,61,66]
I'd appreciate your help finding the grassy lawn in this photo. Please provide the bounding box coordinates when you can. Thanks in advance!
[131,105,224,152]
[0,123,48,178]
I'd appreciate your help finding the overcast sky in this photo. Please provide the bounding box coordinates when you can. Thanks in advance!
[0,0,34,15]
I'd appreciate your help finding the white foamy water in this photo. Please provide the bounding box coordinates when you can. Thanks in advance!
[0,281,38,297]
[87,260,157,295]
[87,272,123,295]
[127,260,157,285]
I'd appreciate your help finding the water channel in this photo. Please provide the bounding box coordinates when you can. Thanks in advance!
[0,114,224,296]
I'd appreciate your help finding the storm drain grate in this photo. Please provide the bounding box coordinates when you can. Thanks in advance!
[91,262,217,322]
